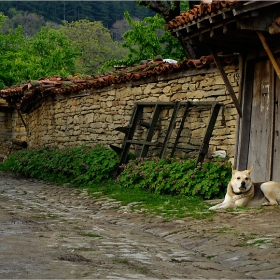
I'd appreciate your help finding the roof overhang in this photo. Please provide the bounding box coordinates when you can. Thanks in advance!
[168,1,280,54]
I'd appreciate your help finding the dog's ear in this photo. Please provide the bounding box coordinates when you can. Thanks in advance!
[247,166,253,174]
[231,166,236,173]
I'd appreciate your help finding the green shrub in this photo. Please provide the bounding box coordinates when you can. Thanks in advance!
[1,145,231,200]
[0,144,119,185]
[117,156,232,199]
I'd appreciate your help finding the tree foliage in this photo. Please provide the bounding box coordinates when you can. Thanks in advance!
[137,1,202,58]
[100,12,185,73]
[59,19,127,75]
[0,9,46,37]
[0,21,80,89]
[0,2,155,30]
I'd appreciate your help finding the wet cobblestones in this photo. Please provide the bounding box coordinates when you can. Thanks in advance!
[0,171,280,279]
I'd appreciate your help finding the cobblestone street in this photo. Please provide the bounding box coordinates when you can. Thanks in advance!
[1,171,280,279]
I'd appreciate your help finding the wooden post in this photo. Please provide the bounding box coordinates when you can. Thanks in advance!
[234,53,245,168]
[16,106,27,129]
[210,47,243,117]
[257,31,280,81]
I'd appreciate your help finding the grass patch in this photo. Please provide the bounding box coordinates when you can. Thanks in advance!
[86,180,214,220]
[113,258,149,275]
[219,226,232,233]
[206,255,215,259]
[237,232,272,247]
[33,213,59,219]
[80,232,102,238]
[113,258,129,264]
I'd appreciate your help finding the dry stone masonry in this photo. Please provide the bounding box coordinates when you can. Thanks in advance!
[0,105,26,160]
[24,65,239,161]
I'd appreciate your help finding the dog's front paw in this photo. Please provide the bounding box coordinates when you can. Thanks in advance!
[209,204,220,210]
[262,202,270,206]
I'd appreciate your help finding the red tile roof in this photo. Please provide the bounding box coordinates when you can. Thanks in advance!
[0,54,238,113]
[165,0,240,30]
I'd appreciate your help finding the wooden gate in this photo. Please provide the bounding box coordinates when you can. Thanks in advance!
[237,57,280,182]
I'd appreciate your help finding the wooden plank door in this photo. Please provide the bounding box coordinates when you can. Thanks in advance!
[247,59,274,181]
[271,58,280,182]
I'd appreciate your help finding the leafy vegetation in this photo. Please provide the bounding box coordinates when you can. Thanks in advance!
[0,1,189,87]
[100,12,185,72]
[0,145,232,219]
[118,155,231,199]
[0,2,155,30]
[0,145,118,185]
[0,21,80,88]
[59,19,127,75]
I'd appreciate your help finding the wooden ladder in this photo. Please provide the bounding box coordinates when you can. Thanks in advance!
[111,101,222,172]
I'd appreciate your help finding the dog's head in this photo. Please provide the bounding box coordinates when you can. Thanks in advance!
[230,166,253,194]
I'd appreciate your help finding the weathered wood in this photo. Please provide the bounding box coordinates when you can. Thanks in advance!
[139,121,151,129]
[109,145,123,156]
[16,106,27,129]
[236,60,254,171]
[115,101,223,171]
[210,47,243,117]
[233,53,244,168]
[232,1,279,17]
[199,32,253,51]
[126,140,161,146]
[11,139,27,148]
[170,101,191,158]
[140,104,161,157]
[257,31,280,81]
[247,60,274,181]
[272,57,280,181]
[115,127,130,134]
[118,104,143,169]
[159,101,181,158]
[196,103,221,165]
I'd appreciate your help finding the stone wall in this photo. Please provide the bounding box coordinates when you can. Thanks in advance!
[25,65,239,161]
[0,106,26,160]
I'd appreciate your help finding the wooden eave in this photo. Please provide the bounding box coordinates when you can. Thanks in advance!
[170,1,280,118]
[171,1,280,53]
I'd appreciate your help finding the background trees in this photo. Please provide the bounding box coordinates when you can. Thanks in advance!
[0,8,46,37]
[138,1,201,58]
[59,20,127,75]
[0,1,199,89]
[0,21,80,89]
[0,2,154,29]
[100,12,185,73]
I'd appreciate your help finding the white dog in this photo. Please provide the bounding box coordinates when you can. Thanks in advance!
[209,166,280,210]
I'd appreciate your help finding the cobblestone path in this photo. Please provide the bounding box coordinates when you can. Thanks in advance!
[0,171,280,279]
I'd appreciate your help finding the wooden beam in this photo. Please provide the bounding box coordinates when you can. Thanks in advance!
[196,103,222,165]
[16,106,27,129]
[159,101,181,158]
[257,31,280,81]
[233,1,279,16]
[233,53,245,168]
[210,47,243,117]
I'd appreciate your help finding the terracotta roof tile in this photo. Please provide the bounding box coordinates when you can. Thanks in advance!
[165,1,240,30]
[0,55,238,113]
